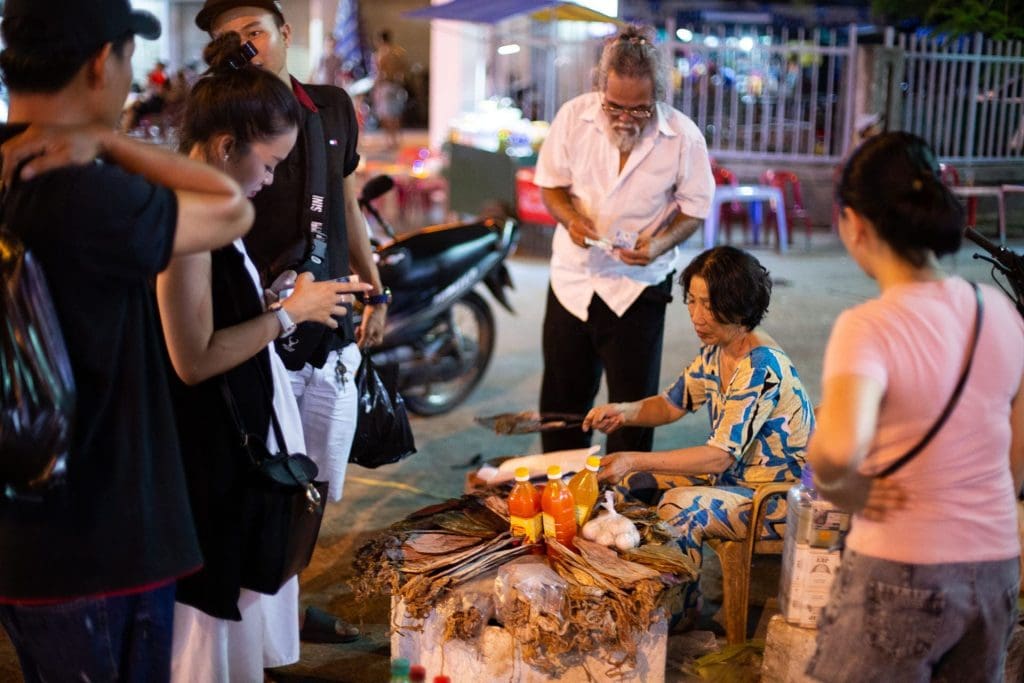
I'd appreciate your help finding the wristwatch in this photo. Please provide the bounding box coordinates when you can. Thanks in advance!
[268,301,297,338]
[365,288,392,306]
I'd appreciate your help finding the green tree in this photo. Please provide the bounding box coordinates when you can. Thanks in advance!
[873,0,1024,39]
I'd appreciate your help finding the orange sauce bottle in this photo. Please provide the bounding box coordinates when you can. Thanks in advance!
[567,455,601,526]
[508,467,542,543]
[541,465,576,550]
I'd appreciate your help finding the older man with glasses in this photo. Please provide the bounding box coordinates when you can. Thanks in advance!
[534,23,714,455]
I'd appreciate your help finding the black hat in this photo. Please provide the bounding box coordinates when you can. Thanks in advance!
[2,0,160,53]
[196,0,286,32]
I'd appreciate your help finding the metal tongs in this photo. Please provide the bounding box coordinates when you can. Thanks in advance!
[474,411,587,435]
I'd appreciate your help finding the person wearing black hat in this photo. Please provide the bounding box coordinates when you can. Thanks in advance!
[195,0,389,645]
[0,1,255,680]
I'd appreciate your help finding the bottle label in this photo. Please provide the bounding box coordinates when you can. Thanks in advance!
[511,514,541,543]
[542,512,556,538]
[573,503,593,526]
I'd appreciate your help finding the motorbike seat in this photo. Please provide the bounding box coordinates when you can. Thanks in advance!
[381,221,500,291]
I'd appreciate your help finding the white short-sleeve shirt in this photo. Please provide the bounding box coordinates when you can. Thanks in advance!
[533,91,713,321]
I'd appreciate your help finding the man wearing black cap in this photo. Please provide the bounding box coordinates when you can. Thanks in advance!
[195,0,388,644]
[0,1,255,679]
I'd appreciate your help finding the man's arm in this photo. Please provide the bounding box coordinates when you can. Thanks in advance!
[342,173,387,347]
[1,124,252,256]
[540,186,599,248]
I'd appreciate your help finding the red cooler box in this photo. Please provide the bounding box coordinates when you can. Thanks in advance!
[515,167,557,226]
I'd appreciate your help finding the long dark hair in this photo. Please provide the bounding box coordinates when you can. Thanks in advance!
[178,32,300,156]
[837,132,963,267]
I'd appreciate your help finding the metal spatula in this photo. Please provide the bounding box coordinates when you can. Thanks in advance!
[474,411,587,435]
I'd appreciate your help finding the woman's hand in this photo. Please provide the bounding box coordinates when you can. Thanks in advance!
[815,470,907,521]
[281,273,372,327]
[583,402,629,434]
[597,452,636,484]
[263,269,298,307]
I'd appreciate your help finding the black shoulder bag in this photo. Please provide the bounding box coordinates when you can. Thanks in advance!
[876,282,984,478]
[220,364,329,595]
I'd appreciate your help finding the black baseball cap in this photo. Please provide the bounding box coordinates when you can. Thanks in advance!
[2,0,160,53]
[196,0,286,32]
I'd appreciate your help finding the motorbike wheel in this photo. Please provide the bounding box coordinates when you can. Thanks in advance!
[403,291,495,416]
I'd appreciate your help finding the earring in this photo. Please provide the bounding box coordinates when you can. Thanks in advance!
[223,153,229,163]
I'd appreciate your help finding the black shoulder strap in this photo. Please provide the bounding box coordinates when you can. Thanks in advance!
[877,281,984,478]
[302,110,330,281]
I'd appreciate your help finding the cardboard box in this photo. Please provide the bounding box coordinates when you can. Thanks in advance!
[779,543,841,628]
[391,596,667,682]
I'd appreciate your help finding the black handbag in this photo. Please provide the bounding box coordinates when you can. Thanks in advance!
[348,352,416,469]
[221,369,328,595]
[0,226,75,498]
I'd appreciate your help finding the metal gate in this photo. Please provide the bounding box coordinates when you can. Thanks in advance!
[663,22,859,165]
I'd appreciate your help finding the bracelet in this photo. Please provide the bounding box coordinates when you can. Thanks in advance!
[364,288,392,306]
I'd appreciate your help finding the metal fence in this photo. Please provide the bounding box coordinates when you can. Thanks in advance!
[890,31,1024,164]
[663,22,858,166]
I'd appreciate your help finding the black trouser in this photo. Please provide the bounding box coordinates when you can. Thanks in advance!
[540,280,671,453]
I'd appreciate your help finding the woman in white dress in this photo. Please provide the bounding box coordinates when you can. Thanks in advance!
[156,33,370,681]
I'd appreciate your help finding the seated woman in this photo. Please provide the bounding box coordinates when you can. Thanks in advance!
[584,245,814,613]
[156,34,370,682]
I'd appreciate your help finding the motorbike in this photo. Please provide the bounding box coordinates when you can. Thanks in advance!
[357,175,519,415]
[966,227,1024,318]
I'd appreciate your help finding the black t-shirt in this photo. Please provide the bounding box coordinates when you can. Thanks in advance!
[0,125,202,601]
[244,80,361,355]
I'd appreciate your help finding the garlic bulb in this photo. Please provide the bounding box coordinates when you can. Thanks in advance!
[580,491,640,550]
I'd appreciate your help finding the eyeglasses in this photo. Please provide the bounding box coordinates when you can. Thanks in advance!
[601,101,655,120]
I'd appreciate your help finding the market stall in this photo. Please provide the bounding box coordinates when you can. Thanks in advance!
[352,481,696,681]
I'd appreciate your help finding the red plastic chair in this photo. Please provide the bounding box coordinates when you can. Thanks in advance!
[761,169,812,247]
[939,162,978,228]
[711,164,750,244]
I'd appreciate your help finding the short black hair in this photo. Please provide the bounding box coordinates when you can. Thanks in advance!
[838,132,962,267]
[0,19,133,93]
[680,245,772,330]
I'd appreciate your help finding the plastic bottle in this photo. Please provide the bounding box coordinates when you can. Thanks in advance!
[390,657,410,683]
[567,455,601,525]
[409,664,427,683]
[508,467,542,543]
[779,463,852,627]
[541,465,576,549]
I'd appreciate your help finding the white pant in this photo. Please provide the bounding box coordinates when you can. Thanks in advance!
[170,576,299,682]
[288,343,361,503]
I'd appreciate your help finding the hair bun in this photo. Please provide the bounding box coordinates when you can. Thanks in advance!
[203,32,244,74]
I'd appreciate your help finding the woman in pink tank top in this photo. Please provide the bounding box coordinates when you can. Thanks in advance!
[805,132,1024,682]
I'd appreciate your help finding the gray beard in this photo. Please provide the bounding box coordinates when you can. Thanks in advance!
[609,126,640,153]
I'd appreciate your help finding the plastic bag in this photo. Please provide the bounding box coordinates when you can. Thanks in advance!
[0,228,75,496]
[348,352,416,468]
[494,555,568,624]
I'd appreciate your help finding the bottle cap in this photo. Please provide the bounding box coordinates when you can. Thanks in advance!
[514,467,530,482]
[585,455,601,470]
[800,463,814,489]
[409,664,427,680]
[433,677,451,683]
[391,658,410,675]
[547,465,562,479]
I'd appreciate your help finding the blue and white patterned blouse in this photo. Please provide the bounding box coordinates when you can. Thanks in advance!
[665,345,813,485]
